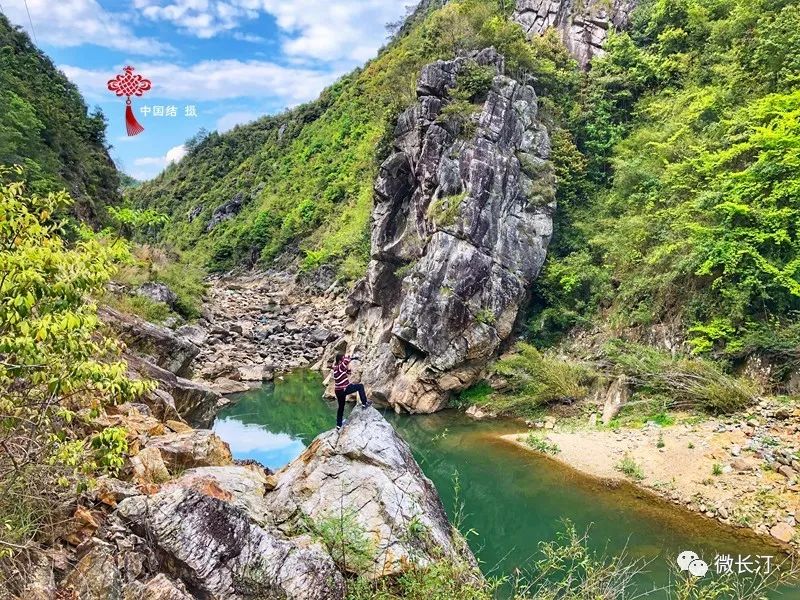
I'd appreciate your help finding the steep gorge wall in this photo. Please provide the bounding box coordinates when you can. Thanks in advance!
[512,0,637,67]
[344,48,555,413]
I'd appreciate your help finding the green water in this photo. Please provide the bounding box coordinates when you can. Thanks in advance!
[213,370,799,597]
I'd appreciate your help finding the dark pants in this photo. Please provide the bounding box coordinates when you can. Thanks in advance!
[335,383,368,426]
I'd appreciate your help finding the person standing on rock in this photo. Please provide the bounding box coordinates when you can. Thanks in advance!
[332,353,371,429]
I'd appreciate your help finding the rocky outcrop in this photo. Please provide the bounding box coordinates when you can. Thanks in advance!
[124,353,223,428]
[267,407,473,576]
[512,0,637,68]
[206,191,247,231]
[135,281,178,310]
[344,48,555,413]
[100,307,198,377]
[117,489,344,600]
[57,404,475,599]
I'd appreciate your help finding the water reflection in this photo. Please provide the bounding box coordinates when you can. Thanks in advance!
[212,418,306,470]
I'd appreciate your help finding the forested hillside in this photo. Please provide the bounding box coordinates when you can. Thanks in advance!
[534,0,800,363]
[131,0,800,367]
[127,1,550,277]
[0,13,120,223]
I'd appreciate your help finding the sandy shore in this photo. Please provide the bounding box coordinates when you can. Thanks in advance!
[498,421,800,552]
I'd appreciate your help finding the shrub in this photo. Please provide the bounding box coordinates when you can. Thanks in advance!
[489,342,592,416]
[0,170,151,574]
[304,508,376,575]
[603,340,756,414]
[523,433,560,455]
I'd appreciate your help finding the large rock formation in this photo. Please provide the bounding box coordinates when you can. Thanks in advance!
[57,406,476,599]
[267,407,474,577]
[512,0,637,68]
[344,48,555,413]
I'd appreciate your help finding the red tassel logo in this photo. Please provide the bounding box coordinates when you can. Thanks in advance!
[107,66,152,137]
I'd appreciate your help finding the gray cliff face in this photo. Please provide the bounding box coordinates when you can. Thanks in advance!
[512,0,637,68]
[345,48,555,413]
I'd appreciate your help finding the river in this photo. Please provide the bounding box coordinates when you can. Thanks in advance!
[212,370,799,598]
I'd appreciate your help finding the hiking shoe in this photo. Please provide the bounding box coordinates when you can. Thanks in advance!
[361,400,373,409]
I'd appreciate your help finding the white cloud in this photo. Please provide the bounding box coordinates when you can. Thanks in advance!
[133,0,407,63]
[61,59,339,104]
[2,0,173,55]
[232,31,267,43]
[216,111,259,132]
[129,144,188,179]
[165,144,188,163]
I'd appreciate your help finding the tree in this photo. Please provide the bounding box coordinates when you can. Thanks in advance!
[0,167,151,560]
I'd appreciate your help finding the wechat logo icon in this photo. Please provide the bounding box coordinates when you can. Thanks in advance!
[677,550,709,577]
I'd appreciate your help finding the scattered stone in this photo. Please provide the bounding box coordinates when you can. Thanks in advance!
[165,419,193,433]
[135,281,178,309]
[238,363,274,382]
[131,446,171,485]
[778,465,796,479]
[730,444,741,457]
[122,574,193,600]
[210,377,251,394]
[466,405,495,420]
[770,522,797,543]
[175,324,209,346]
[63,543,121,600]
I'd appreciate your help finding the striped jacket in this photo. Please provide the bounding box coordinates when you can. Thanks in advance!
[333,357,352,390]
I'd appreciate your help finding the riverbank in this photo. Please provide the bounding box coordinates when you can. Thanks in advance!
[499,414,800,553]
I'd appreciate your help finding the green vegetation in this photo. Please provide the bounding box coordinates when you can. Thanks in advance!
[528,0,800,370]
[603,340,755,413]
[347,521,799,599]
[488,342,592,416]
[125,0,564,278]
[712,463,723,476]
[523,433,561,455]
[0,172,150,568]
[427,191,467,227]
[0,14,120,223]
[106,244,207,321]
[616,455,645,480]
[304,508,376,574]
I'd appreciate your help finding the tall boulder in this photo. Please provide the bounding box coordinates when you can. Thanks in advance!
[267,407,476,577]
[512,0,637,68]
[345,48,555,413]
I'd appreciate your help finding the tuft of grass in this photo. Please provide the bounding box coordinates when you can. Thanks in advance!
[523,433,561,455]
[616,455,645,481]
[712,463,723,476]
[603,340,756,414]
[656,432,665,449]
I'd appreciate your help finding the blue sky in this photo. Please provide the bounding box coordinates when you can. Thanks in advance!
[2,0,411,180]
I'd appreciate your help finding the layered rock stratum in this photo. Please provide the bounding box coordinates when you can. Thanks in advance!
[344,48,555,413]
[514,0,637,68]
